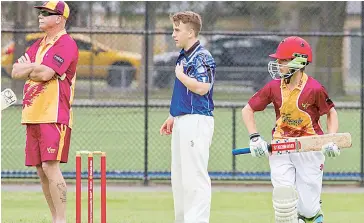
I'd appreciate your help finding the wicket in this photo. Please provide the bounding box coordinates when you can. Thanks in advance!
[76,150,106,223]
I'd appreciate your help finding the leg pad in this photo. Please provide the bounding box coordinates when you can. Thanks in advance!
[273,186,299,223]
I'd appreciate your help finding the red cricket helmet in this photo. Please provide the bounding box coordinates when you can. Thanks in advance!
[269,36,312,63]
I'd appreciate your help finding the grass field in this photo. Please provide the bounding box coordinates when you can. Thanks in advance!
[1,77,361,102]
[1,189,364,223]
[1,105,361,176]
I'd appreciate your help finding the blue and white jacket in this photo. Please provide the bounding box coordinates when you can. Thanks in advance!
[170,41,216,117]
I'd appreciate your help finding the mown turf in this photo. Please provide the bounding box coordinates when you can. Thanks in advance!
[1,106,361,174]
[1,190,364,223]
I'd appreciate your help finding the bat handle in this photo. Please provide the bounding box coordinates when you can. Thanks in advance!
[232,144,272,156]
[268,144,272,152]
[232,148,251,155]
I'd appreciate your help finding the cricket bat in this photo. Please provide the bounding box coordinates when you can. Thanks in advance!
[232,133,352,156]
[1,88,17,111]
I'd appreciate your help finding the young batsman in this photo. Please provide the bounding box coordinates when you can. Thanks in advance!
[11,1,78,222]
[159,11,216,223]
[241,36,340,223]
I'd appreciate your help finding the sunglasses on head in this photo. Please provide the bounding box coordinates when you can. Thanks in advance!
[39,10,61,17]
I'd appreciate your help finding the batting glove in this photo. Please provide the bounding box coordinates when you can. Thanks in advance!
[249,133,269,158]
[321,142,340,157]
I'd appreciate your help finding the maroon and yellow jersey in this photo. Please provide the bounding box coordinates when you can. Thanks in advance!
[248,73,334,139]
[21,30,79,128]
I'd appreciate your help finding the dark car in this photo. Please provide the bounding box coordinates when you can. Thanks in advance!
[153,36,281,91]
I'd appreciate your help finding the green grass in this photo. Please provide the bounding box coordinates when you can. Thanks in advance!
[1,106,361,174]
[1,190,364,223]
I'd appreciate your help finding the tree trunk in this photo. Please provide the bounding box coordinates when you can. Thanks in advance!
[250,8,265,31]
[249,2,278,31]
[66,2,81,29]
[315,2,346,96]
[12,1,28,92]
[202,2,219,31]
[278,2,300,31]
[118,2,124,28]
[139,2,156,90]
[298,4,321,77]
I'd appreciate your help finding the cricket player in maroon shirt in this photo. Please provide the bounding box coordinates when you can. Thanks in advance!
[11,1,78,222]
[241,36,340,223]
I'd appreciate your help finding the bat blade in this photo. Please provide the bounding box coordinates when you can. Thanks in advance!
[232,133,352,156]
[1,88,17,111]
[280,133,352,152]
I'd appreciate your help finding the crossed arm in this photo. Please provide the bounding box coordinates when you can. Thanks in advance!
[11,53,56,82]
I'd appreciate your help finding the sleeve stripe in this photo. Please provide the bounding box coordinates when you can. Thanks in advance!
[202,59,212,83]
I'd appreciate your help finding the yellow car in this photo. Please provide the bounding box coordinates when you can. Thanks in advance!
[1,33,142,87]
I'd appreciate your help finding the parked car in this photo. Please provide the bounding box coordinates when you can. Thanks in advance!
[1,33,141,87]
[153,36,281,91]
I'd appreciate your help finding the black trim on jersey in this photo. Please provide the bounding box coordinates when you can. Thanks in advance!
[202,58,212,83]
[184,41,200,58]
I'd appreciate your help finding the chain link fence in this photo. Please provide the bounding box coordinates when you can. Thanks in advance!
[1,1,363,184]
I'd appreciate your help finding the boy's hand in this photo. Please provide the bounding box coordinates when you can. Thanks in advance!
[249,133,269,158]
[321,142,340,157]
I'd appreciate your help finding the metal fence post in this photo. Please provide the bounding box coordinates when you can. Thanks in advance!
[232,108,237,175]
[88,1,94,99]
[360,1,364,187]
[143,1,150,186]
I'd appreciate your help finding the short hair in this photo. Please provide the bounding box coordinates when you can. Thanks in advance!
[170,11,202,37]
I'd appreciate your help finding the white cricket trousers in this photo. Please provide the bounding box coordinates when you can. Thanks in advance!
[171,114,214,223]
[269,151,325,218]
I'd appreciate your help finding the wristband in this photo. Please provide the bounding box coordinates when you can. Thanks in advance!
[249,133,260,140]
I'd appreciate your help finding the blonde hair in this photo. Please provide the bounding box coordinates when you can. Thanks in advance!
[170,11,202,37]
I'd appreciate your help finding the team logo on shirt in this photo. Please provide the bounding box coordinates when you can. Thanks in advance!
[302,102,310,110]
[23,81,47,108]
[53,54,64,67]
[47,147,56,154]
[281,113,303,126]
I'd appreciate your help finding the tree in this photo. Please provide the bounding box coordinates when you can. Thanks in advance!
[66,1,82,29]
[201,2,220,31]
[314,2,346,96]
[278,2,300,32]
[11,2,28,92]
[249,2,279,31]
[117,1,144,28]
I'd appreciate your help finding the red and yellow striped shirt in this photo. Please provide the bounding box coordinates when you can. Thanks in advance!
[21,30,79,128]
[248,73,335,140]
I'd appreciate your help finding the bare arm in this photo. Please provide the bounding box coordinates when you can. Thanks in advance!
[29,65,56,82]
[242,104,258,135]
[176,72,210,96]
[11,63,36,80]
[326,107,338,133]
